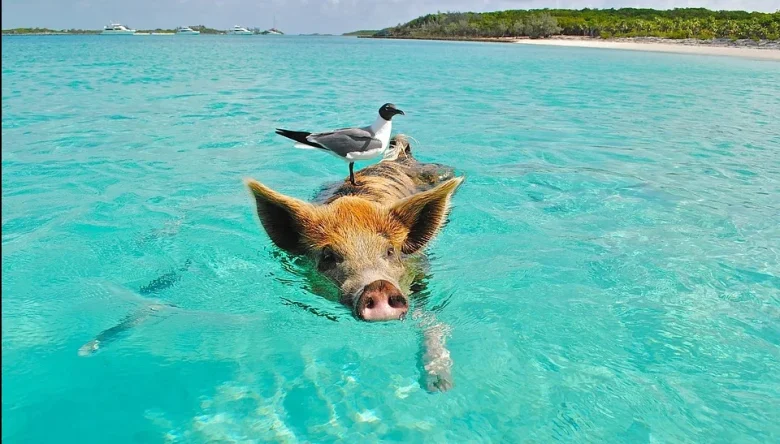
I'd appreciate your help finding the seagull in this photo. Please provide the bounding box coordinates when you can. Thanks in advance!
[275,103,405,186]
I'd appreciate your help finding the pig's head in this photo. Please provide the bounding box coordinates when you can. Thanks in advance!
[245,177,463,321]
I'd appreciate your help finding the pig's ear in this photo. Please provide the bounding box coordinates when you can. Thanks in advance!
[245,179,314,254]
[390,177,464,255]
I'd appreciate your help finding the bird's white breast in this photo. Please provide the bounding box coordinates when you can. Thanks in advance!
[346,147,385,161]
[370,117,393,150]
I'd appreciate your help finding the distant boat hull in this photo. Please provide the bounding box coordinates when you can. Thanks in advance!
[227,25,253,35]
[176,27,200,35]
[101,30,136,35]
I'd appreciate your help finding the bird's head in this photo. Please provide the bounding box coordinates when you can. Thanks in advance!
[378,103,405,121]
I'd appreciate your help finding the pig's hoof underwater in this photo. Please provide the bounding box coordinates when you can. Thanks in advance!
[426,368,453,392]
[78,339,100,357]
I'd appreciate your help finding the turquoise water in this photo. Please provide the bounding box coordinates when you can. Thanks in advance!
[2,35,779,442]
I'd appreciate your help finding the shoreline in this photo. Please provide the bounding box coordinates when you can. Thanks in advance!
[362,35,780,60]
[4,32,779,60]
[358,35,519,44]
[514,36,780,61]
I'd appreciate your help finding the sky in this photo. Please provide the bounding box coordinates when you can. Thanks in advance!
[2,0,778,34]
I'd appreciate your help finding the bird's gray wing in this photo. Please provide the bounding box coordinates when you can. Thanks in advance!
[307,127,383,157]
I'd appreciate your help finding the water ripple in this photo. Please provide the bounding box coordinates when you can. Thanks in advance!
[2,36,780,443]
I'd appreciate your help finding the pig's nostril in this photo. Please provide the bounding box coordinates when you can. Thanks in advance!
[388,295,407,309]
[365,297,375,309]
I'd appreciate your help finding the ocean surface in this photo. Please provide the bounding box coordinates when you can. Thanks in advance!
[2,35,779,443]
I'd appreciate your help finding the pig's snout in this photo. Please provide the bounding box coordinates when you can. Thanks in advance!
[356,280,408,321]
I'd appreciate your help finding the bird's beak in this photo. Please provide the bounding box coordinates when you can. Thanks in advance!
[395,109,405,116]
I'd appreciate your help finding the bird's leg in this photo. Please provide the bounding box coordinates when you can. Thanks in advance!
[349,162,358,186]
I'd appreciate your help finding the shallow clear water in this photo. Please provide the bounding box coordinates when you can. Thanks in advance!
[2,35,780,442]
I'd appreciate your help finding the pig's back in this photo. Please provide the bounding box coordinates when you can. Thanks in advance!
[312,135,456,206]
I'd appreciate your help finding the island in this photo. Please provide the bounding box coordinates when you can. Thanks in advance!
[343,30,379,37]
[1,24,275,36]
[358,8,780,44]
[1,27,100,35]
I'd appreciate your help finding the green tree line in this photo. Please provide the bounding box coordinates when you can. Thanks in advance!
[343,30,380,36]
[3,25,228,35]
[2,27,101,35]
[376,8,780,40]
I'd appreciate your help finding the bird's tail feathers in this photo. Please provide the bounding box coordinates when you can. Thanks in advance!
[276,128,323,149]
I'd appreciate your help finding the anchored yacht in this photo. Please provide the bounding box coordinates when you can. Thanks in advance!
[226,25,253,35]
[101,22,136,35]
[176,26,200,35]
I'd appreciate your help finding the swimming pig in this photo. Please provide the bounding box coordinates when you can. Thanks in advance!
[247,135,463,391]
[78,135,462,392]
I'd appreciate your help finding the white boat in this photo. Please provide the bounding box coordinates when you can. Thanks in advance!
[226,25,253,35]
[176,26,200,35]
[262,17,283,35]
[101,22,136,35]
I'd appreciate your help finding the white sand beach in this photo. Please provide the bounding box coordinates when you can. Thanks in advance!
[515,38,780,61]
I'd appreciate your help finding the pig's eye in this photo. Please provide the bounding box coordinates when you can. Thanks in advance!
[320,246,342,268]
[386,246,395,258]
